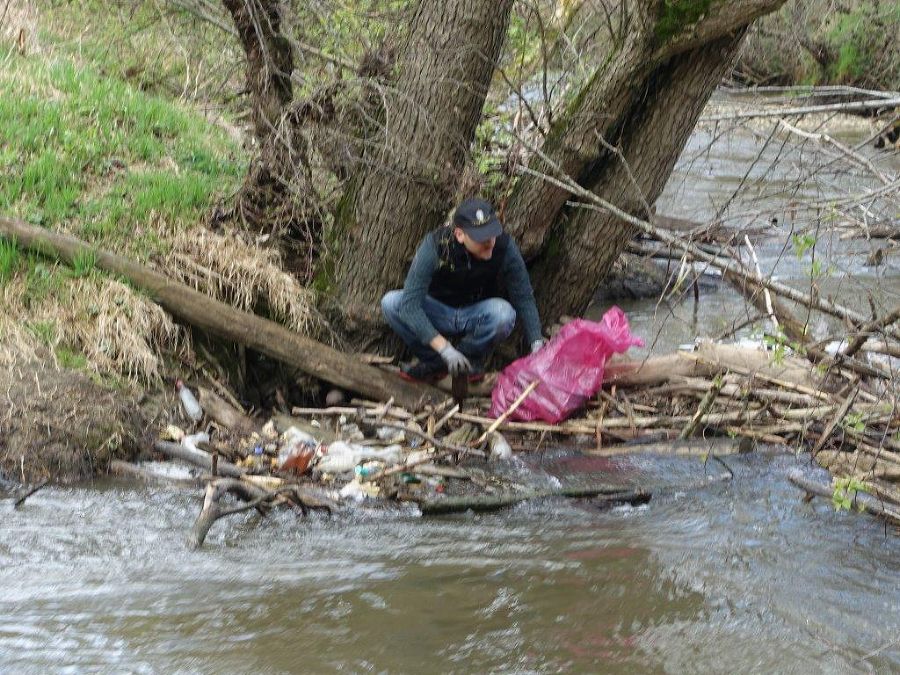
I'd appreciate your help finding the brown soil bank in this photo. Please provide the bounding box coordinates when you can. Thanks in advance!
[0,355,149,484]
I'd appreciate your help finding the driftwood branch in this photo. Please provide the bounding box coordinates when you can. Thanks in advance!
[13,479,49,508]
[699,97,900,122]
[190,478,336,547]
[191,478,274,547]
[787,470,900,527]
[0,216,440,410]
[589,437,752,458]
[842,306,900,359]
[109,460,203,488]
[679,372,725,440]
[154,440,246,478]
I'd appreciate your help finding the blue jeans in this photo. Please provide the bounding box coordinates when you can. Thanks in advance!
[381,290,517,365]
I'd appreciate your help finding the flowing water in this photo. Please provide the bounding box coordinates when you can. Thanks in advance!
[2,455,898,673]
[2,98,899,673]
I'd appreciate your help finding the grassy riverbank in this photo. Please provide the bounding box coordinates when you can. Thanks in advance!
[1,1,246,382]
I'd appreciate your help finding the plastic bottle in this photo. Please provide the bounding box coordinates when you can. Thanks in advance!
[175,380,203,422]
[182,431,210,454]
[316,442,402,474]
[489,432,512,461]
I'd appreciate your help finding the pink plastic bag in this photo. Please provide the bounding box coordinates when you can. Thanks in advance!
[489,307,644,423]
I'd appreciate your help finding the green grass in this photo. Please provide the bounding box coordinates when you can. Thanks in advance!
[56,345,89,370]
[26,319,56,346]
[0,48,244,257]
[0,237,19,284]
[71,248,97,278]
[22,257,61,307]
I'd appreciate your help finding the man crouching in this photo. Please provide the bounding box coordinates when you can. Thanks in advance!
[381,197,546,383]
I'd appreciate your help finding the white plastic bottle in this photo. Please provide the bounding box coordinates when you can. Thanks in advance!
[175,379,203,422]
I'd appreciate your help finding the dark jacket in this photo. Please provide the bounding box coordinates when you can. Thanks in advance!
[397,227,542,345]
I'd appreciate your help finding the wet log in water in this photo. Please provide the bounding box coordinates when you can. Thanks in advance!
[190,479,336,548]
[787,470,900,527]
[417,486,650,516]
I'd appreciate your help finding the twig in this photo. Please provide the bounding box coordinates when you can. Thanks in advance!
[810,389,859,458]
[699,97,900,122]
[778,119,895,187]
[472,380,540,446]
[13,479,49,508]
[432,404,460,434]
[679,372,725,440]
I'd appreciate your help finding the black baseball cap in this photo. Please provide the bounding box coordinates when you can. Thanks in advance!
[452,197,502,242]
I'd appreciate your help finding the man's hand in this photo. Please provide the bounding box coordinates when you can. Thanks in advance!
[438,343,471,376]
[530,338,547,354]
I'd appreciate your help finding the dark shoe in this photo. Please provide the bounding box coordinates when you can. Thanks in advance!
[399,360,447,383]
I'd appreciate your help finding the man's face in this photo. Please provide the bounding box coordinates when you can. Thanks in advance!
[454,228,496,260]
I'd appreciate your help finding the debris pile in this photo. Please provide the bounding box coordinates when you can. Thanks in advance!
[126,333,900,546]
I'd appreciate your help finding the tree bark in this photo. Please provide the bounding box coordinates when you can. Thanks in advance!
[328,0,515,344]
[502,0,785,323]
[221,0,293,144]
[528,31,747,320]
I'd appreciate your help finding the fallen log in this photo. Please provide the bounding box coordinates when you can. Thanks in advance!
[109,459,204,487]
[417,486,649,515]
[605,354,696,388]
[0,216,440,410]
[699,96,900,122]
[154,440,245,479]
[198,386,255,434]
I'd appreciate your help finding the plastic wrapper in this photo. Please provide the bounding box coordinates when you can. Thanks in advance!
[489,307,644,423]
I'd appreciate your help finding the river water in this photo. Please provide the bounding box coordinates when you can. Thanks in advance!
[2,98,899,673]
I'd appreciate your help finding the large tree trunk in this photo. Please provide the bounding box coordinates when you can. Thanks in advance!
[505,0,786,323]
[328,0,515,346]
[221,0,318,240]
[528,31,747,319]
[221,0,293,144]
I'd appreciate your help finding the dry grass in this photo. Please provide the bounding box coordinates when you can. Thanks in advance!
[60,277,184,381]
[1,0,38,48]
[0,272,185,383]
[0,310,39,367]
[165,227,329,339]
[0,352,147,483]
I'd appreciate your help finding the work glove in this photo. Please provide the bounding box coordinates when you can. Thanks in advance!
[438,343,471,376]
[530,338,548,354]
